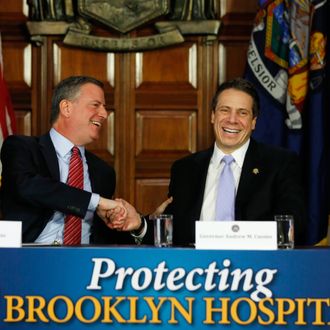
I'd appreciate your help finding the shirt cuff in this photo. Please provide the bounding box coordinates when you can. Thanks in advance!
[131,216,147,241]
[88,193,100,211]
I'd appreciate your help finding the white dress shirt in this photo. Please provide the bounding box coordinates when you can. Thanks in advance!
[199,140,250,221]
[35,128,100,244]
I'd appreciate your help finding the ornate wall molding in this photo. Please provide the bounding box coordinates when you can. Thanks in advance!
[26,0,221,51]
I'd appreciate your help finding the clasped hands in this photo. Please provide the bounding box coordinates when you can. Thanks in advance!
[96,197,141,232]
[96,196,173,233]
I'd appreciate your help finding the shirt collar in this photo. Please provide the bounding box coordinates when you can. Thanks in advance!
[211,139,250,168]
[49,128,85,159]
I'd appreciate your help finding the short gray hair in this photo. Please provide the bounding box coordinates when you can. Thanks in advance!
[50,76,104,124]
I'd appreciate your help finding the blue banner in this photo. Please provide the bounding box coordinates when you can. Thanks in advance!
[0,247,329,329]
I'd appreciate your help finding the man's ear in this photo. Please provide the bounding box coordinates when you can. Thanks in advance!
[211,111,215,124]
[252,116,257,130]
[59,99,71,118]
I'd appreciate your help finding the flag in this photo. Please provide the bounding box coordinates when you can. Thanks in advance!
[244,0,329,245]
[0,33,17,174]
[302,0,329,245]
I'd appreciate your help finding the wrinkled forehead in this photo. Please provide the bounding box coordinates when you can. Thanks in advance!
[215,89,254,109]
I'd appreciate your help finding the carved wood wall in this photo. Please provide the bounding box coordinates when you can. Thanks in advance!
[0,0,257,214]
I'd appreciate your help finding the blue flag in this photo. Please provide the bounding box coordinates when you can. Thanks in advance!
[245,0,329,244]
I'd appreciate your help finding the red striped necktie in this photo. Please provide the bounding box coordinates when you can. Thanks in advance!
[63,146,83,245]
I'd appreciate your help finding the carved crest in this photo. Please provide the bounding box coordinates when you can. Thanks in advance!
[26,0,220,51]
[78,0,170,34]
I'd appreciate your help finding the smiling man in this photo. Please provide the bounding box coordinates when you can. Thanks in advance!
[0,76,132,246]
[120,77,307,246]
[166,77,307,245]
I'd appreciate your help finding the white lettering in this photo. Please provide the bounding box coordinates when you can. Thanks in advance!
[87,258,277,302]
[86,258,116,290]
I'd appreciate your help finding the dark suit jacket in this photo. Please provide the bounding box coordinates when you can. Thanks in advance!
[0,133,134,244]
[146,139,306,246]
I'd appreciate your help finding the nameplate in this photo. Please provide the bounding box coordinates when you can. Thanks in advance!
[0,221,22,247]
[195,221,277,250]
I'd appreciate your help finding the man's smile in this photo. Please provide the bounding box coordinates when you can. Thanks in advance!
[90,120,102,127]
[223,127,241,134]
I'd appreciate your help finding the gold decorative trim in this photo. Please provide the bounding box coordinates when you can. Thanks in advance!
[107,53,115,88]
[188,112,197,153]
[26,2,220,52]
[26,21,71,35]
[219,43,226,84]
[24,45,32,87]
[63,28,184,52]
[189,44,197,88]
[53,44,61,86]
[156,20,221,35]
[108,112,114,156]
[23,1,29,17]
[135,53,143,88]
[220,0,227,17]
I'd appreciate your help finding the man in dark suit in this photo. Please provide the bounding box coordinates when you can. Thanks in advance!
[0,75,133,245]
[115,77,307,246]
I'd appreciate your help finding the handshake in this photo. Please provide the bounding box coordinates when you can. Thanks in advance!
[96,196,173,233]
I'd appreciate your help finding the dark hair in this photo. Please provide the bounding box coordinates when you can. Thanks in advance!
[50,76,104,124]
[211,77,260,118]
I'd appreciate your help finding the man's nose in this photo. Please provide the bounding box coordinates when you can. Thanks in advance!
[99,105,108,118]
[228,110,238,122]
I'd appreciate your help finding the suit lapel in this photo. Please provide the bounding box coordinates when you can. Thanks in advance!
[190,147,213,221]
[235,139,262,216]
[39,133,60,181]
[85,151,97,192]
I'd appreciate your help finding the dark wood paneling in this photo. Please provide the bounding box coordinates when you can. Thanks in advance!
[136,110,196,156]
[15,111,31,136]
[0,0,27,38]
[135,179,170,215]
[0,1,23,12]
[53,43,114,87]
[2,42,28,85]
[140,46,191,84]
[135,42,198,112]
[223,0,258,13]
[0,1,31,136]
[219,42,250,83]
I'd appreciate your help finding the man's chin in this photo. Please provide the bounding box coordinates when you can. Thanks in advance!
[83,135,99,145]
[90,135,100,142]
[89,128,101,139]
[217,141,241,153]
